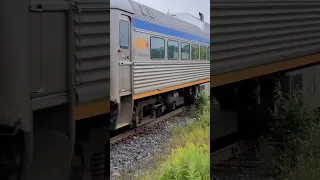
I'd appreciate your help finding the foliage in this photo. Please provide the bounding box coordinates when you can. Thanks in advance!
[191,89,210,121]
[158,143,210,180]
[200,46,207,60]
[286,124,320,180]
[259,81,320,178]
[136,89,210,180]
[191,45,199,60]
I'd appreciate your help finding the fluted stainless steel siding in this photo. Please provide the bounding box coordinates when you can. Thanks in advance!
[74,0,110,103]
[133,61,210,94]
[211,0,320,76]
[127,0,210,95]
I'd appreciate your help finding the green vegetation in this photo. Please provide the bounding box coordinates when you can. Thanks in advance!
[200,46,207,60]
[136,90,210,180]
[157,143,209,180]
[191,45,200,60]
[259,82,320,180]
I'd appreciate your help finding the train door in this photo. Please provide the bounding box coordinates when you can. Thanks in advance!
[116,14,133,129]
[119,15,132,95]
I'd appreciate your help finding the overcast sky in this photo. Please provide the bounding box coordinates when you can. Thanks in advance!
[133,0,210,24]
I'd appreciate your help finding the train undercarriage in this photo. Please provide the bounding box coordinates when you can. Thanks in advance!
[111,83,210,131]
[211,63,320,152]
[0,105,110,180]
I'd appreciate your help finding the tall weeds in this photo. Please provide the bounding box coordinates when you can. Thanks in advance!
[260,82,320,179]
[158,143,210,180]
[137,90,210,180]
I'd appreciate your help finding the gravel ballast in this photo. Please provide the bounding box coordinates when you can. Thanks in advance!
[110,111,193,179]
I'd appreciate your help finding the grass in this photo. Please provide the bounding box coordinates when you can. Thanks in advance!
[156,143,210,180]
[131,90,210,180]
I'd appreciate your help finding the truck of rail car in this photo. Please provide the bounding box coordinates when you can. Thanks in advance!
[0,0,110,179]
[210,0,320,142]
[110,0,210,130]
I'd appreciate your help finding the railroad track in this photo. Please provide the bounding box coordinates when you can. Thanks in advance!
[110,107,187,144]
[211,140,263,180]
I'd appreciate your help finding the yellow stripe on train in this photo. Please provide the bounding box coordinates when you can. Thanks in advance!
[210,53,320,88]
[133,78,210,100]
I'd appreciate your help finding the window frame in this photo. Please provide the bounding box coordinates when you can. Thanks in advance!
[181,42,190,60]
[167,39,179,60]
[150,36,165,60]
[191,44,200,60]
[200,45,207,60]
[119,20,129,49]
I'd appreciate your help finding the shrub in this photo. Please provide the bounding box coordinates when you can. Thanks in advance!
[157,90,210,180]
[260,82,320,178]
[158,143,210,180]
[136,89,210,180]
[190,89,210,127]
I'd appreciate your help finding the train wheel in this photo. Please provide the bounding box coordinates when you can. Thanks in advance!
[156,106,163,117]
[167,102,176,111]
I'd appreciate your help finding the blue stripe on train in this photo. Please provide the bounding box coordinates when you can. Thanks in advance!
[132,18,210,45]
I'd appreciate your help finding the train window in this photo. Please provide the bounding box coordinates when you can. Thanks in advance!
[150,37,165,59]
[119,20,129,49]
[207,46,210,60]
[168,40,179,60]
[200,46,206,60]
[191,44,199,60]
[181,42,190,60]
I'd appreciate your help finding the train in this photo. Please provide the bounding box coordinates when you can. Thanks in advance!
[5,0,320,179]
[210,0,320,146]
[0,0,209,179]
[110,0,210,130]
[1,0,110,179]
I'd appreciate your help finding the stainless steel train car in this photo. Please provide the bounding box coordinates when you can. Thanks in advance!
[1,0,110,179]
[110,0,210,130]
[211,0,320,87]
[210,0,320,142]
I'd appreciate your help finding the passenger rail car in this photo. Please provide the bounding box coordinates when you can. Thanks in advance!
[110,0,210,130]
[211,0,320,87]
[210,0,320,145]
[1,0,110,179]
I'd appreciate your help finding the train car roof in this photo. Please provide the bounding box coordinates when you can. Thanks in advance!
[110,0,135,14]
[170,13,210,35]
[110,0,209,44]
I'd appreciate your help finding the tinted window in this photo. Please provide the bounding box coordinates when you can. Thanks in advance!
[207,46,210,60]
[119,20,129,49]
[191,45,199,60]
[168,40,179,60]
[181,42,190,60]
[150,37,165,59]
[200,46,206,60]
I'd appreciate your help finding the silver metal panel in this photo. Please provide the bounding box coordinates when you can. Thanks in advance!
[1,0,31,131]
[133,61,210,94]
[109,9,121,103]
[74,0,110,104]
[29,11,67,100]
[110,0,210,100]
[210,1,320,76]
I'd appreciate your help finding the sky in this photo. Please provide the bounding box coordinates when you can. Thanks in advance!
[132,0,210,24]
